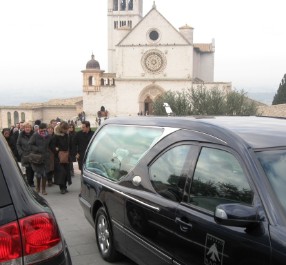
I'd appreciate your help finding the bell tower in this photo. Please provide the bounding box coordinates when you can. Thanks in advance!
[108,0,143,73]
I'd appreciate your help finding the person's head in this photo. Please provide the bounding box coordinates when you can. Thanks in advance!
[69,124,75,133]
[38,123,47,137]
[50,119,57,128]
[47,125,54,135]
[33,125,39,132]
[34,120,41,126]
[81,121,91,133]
[15,123,20,129]
[23,122,32,134]
[59,121,69,134]
[2,128,10,138]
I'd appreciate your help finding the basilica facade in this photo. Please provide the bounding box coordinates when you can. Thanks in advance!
[82,0,232,123]
[0,0,233,129]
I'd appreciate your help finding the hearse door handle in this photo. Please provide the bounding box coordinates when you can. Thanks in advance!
[175,217,193,232]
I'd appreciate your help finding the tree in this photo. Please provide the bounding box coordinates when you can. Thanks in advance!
[272,74,286,105]
[152,90,190,116]
[152,86,258,116]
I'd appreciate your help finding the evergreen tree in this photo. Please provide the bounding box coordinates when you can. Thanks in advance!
[272,74,286,105]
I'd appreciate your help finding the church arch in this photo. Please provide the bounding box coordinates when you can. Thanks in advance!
[88,76,93,86]
[21,112,25,122]
[14,111,19,124]
[113,0,118,11]
[138,85,165,115]
[128,0,133,10]
[120,0,126,10]
[7,112,11,128]
[101,78,105,86]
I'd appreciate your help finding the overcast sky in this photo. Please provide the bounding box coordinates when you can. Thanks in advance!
[0,0,285,105]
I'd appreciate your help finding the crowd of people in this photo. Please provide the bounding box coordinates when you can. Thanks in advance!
[1,119,94,195]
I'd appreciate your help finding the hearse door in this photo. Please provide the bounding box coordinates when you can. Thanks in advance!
[173,146,271,265]
[123,144,196,265]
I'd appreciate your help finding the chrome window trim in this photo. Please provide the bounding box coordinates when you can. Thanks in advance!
[83,175,160,212]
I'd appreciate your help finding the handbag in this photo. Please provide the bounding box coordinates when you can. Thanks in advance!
[58,151,69,164]
[28,153,44,164]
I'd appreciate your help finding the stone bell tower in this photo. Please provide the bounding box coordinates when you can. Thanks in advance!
[107,0,143,73]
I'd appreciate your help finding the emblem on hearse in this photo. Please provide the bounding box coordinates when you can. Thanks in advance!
[204,234,225,265]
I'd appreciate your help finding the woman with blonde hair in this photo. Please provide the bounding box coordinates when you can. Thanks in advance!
[16,122,35,187]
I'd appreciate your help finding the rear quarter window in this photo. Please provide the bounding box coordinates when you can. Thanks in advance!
[85,124,164,181]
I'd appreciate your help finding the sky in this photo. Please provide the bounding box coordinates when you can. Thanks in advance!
[1,0,285,106]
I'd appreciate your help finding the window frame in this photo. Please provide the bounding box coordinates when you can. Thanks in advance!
[186,143,255,213]
[84,124,165,182]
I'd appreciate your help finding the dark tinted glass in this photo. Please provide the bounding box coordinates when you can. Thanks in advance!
[149,30,159,41]
[189,147,253,212]
[256,149,286,213]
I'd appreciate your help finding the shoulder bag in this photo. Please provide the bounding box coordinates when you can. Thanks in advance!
[58,151,69,164]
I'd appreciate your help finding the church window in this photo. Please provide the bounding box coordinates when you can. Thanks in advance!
[14,111,19,124]
[128,0,133,10]
[88,76,93,86]
[128,20,132,28]
[113,0,118,11]
[149,30,159,41]
[114,21,118,29]
[7,112,11,128]
[21,112,25,122]
[120,0,126,10]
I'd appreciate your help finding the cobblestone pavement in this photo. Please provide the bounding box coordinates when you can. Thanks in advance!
[44,163,136,265]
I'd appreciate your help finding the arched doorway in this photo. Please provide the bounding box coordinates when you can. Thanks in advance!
[138,85,165,115]
[144,96,153,115]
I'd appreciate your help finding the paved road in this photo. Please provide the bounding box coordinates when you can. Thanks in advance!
[44,163,136,265]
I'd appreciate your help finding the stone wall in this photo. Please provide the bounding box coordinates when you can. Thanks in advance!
[258,104,286,117]
[0,97,83,129]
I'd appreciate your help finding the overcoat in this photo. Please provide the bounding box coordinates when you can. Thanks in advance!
[16,131,33,167]
[50,125,71,186]
[28,132,51,176]
[73,129,94,170]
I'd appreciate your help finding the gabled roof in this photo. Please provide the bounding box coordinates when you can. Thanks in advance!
[117,6,191,46]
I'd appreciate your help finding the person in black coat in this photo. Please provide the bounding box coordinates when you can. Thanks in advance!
[68,124,76,176]
[2,128,13,150]
[28,123,51,195]
[10,127,21,162]
[16,122,35,187]
[72,121,94,173]
[50,122,72,194]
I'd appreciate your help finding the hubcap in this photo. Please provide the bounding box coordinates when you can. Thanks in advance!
[97,214,110,254]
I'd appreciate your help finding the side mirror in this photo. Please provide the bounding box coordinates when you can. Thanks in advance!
[214,203,260,228]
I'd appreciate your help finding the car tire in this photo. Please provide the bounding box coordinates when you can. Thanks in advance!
[95,207,121,262]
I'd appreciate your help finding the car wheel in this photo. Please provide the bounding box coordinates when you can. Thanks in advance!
[95,207,121,261]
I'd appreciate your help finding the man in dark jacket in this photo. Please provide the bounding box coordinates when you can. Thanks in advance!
[73,121,94,173]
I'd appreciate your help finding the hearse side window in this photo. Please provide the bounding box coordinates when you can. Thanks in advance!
[189,147,253,212]
[149,145,192,202]
[85,125,163,181]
